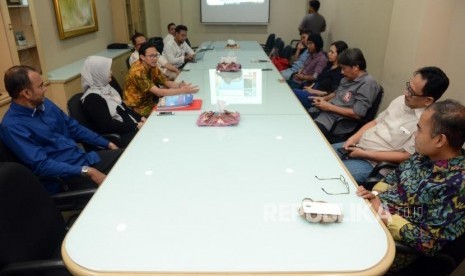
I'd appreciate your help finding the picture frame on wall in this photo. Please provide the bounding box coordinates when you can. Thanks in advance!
[53,0,99,40]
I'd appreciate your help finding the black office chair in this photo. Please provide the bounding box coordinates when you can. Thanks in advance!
[148,36,164,53]
[261,33,275,55]
[67,93,122,150]
[362,161,399,190]
[0,136,95,212]
[270,37,284,58]
[0,162,79,275]
[388,233,465,275]
[321,86,384,144]
[281,45,294,60]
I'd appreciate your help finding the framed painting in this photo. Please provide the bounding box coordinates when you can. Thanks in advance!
[53,0,98,40]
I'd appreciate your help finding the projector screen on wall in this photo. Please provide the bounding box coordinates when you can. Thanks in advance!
[201,0,270,25]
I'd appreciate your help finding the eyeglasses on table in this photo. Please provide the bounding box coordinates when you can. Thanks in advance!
[315,174,350,195]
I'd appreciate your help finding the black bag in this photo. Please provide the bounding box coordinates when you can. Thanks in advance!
[107,43,130,49]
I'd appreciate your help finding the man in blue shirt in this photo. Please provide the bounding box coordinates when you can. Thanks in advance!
[1,65,123,194]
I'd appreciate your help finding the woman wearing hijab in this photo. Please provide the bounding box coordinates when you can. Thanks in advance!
[81,56,146,147]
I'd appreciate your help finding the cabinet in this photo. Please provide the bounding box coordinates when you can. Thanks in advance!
[0,0,44,118]
[0,0,42,72]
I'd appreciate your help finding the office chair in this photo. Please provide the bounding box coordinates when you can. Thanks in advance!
[67,93,122,150]
[320,86,384,144]
[0,162,77,276]
[388,233,465,275]
[281,45,294,60]
[0,136,96,212]
[148,36,164,53]
[261,33,275,55]
[360,161,399,190]
[270,37,284,58]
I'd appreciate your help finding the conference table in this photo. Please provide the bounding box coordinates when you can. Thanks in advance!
[62,41,394,275]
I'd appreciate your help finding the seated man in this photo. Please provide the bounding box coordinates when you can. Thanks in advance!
[163,22,176,45]
[129,32,179,80]
[310,48,380,140]
[162,25,195,68]
[333,66,449,183]
[357,100,465,271]
[0,65,123,194]
[124,42,199,117]
[280,32,310,80]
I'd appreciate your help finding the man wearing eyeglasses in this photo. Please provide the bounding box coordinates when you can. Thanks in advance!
[162,25,195,68]
[332,66,449,183]
[129,32,179,80]
[124,42,199,117]
[357,100,465,271]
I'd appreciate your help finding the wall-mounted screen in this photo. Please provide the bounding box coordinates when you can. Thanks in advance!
[201,0,270,25]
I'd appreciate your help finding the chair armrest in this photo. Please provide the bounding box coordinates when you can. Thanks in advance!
[368,161,398,178]
[1,259,66,274]
[51,188,96,200]
[362,177,383,190]
[327,117,360,136]
[51,188,96,212]
[102,133,122,146]
[290,39,300,48]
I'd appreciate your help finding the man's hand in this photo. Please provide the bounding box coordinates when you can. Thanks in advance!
[312,97,332,111]
[346,146,368,159]
[108,142,119,150]
[87,167,106,185]
[357,186,376,200]
[137,121,145,130]
[185,54,194,61]
[357,186,390,224]
[343,136,359,149]
[180,83,199,93]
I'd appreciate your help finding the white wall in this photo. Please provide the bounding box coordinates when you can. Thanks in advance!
[380,0,465,110]
[146,0,307,47]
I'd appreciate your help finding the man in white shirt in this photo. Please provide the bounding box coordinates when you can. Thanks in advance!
[162,25,195,68]
[163,22,176,45]
[129,33,179,80]
[332,66,449,183]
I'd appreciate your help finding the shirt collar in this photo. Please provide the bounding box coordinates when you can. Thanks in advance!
[428,151,465,174]
[31,104,45,117]
[10,101,45,118]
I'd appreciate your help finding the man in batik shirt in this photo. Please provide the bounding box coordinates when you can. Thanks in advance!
[357,100,465,270]
[124,42,199,117]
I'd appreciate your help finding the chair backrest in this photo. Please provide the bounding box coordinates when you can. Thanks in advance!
[282,45,294,60]
[148,36,164,53]
[0,162,65,267]
[363,85,384,123]
[264,33,276,51]
[0,129,20,163]
[270,38,284,58]
[67,93,94,131]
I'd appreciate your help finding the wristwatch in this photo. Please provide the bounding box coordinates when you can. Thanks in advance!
[372,190,379,197]
[81,166,89,177]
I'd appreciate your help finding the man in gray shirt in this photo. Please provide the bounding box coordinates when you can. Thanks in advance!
[299,0,326,35]
[311,48,380,139]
